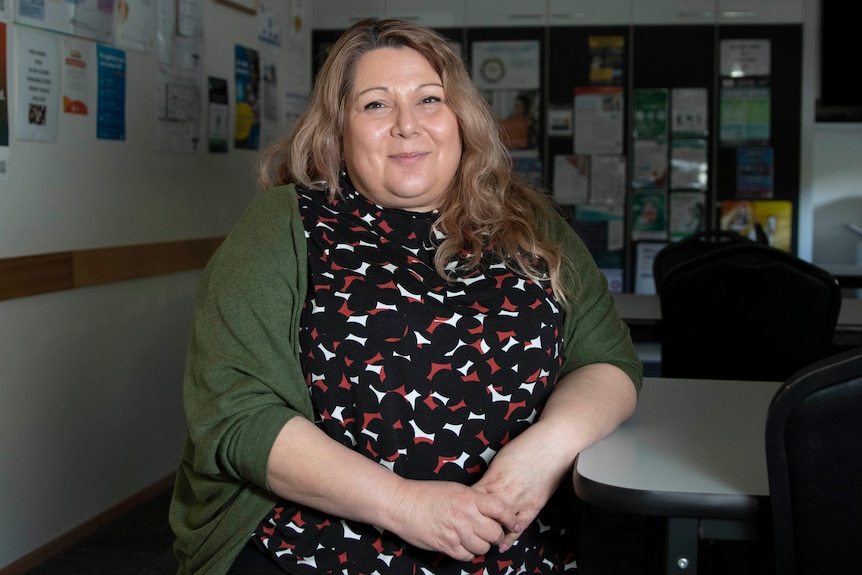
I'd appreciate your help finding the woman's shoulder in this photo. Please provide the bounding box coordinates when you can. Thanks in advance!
[211,184,305,269]
[252,183,301,213]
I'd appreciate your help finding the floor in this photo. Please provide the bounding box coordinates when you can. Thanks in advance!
[22,488,178,575]
[21,487,774,575]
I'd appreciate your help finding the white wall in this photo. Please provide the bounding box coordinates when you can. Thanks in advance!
[0,0,311,569]
[800,0,862,265]
[810,124,862,263]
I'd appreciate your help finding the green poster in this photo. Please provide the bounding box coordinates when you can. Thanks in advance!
[632,88,669,140]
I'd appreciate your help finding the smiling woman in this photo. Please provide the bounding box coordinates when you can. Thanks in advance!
[342,47,462,212]
[169,18,642,575]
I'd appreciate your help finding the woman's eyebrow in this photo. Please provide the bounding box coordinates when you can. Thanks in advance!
[355,83,444,98]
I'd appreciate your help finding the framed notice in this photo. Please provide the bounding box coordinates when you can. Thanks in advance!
[218,0,257,14]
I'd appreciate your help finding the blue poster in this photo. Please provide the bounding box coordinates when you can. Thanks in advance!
[234,44,260,150]
[96,45,126,141]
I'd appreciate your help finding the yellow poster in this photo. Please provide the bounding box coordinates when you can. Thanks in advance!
[720,200,793,251]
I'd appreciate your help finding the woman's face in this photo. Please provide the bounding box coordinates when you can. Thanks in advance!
[342,47,462,212]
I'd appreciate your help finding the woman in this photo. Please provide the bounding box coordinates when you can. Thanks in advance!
[170,18,641,575]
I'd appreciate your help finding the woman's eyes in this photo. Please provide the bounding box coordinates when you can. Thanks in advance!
[361,95,443,110]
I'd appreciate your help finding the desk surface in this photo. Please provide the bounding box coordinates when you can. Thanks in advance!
[574,377,782,520]
[614,293,862,329]
[820,263,862,289]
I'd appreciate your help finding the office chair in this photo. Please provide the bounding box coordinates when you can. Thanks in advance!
[652,228,756,292]
[657,242,841,381]
[765,345,862,575]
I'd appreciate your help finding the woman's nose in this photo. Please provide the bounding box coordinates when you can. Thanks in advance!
[391,105,419,137]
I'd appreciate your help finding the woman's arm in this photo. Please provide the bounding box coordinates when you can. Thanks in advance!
[266,416,522,561]
[472,362,637,548]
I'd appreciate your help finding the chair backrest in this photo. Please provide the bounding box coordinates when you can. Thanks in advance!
[652,229,756,292]
[765,345,862,575]
[657,242,841,381]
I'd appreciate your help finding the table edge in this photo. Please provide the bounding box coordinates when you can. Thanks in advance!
[573,472,766,519]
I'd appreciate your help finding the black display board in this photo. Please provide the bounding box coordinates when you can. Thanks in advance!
[311,21,803,292]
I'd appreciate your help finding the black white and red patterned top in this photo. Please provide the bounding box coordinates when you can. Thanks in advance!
[252,182,579,573]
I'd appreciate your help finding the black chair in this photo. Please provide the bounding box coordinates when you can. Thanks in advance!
[652,229,757,292]
[765,345,862,575]
[657,242,841,381]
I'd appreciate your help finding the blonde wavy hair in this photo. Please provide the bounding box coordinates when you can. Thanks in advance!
[256,18,576,308]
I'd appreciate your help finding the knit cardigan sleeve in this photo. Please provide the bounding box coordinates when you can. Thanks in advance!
[545,204,644,394]
[170,184,314,575]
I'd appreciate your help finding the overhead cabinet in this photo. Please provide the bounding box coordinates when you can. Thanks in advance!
[465,0,549,27]
[547,0,631,26]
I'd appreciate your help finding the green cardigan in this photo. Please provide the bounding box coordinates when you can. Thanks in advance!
[169,184,643,575]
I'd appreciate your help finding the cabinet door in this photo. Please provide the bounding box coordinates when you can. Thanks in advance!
[312,0,385,30]
[632,0,716,25]
[548,0,631,26]
[718,0,803,24]
[385,0,465,28]
[465,0,548,27]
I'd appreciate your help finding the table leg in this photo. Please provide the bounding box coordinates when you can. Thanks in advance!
[664,517,698,574]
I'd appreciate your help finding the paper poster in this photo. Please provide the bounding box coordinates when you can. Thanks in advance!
[720,39,771,78]
[234,44,261,150]
[472,40,540,91]
[283,91,307,135]
[15,0,115,43]
[670,138,708,190]
[574,86,624,155]
[496,92,539,154]
[590,154,626,204]
[261,56,280,146]
[207,76,228,153]
[632,88,668,141]
[155,0,203,153]
[258,0,282,47]
[114,0,156,53]
[736,147,774,198]
[285,0,311,96]
[720,200,793,251]
[632,139,668,189]
[671,87,708,137]
[669,191,707,241]
[720,80,771,145]
[588,35,624,85]
[96,44,126,140]
[15,26,60,142]
[552,155,589,205]
[631,189,668,241]
[157,0,203,68]
[601,268,624,295]
[62,38,90,115]
[634,242,667,295]
[472,41,541,158]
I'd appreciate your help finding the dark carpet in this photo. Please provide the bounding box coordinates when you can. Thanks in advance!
[23,488,177,575]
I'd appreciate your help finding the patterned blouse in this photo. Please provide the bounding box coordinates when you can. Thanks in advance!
[252,182,579,574]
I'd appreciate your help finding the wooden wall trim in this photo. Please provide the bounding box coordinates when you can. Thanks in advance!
[0,237,224,302]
